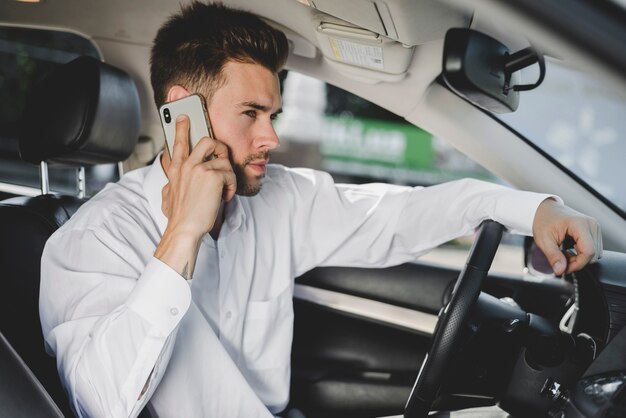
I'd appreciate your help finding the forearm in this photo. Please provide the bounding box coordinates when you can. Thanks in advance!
[394,178,555,253]
[154,227,203,280]
[293,175,555,271]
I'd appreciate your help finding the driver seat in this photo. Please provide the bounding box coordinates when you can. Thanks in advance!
[0,56,140,416]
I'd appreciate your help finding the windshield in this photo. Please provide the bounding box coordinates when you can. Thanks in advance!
[499,58,626,217]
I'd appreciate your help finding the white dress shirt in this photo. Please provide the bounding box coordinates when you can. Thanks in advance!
[40,157,553,418]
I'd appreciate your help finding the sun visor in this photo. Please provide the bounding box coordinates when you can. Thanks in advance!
[302,0,470,82]
[314,18,414,77]
[306,0,470,46]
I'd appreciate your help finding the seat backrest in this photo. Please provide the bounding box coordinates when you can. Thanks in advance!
[0,327,64,417]
[0,56,140,416]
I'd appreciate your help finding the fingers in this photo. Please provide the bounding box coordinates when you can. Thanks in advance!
[564,242,593,275]
[535,217,602,276]
[182,138,235,200]
[170,115,190,168]
[564,218,602,273]
[197,157,237,202]
[161,183,171,217]
[168,153,236,205]
[187,136,229,165]
[220,163,237,202]
[160,116,236,237]
[217,164,237,202]
[536,233,568,276]
[167,119,235,199]
[170,115,228,167]
[533,199,602,275]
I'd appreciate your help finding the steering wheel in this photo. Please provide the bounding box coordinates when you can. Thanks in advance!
[404,220,504,418]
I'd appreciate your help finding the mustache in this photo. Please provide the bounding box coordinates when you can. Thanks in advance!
[242,151,270,165]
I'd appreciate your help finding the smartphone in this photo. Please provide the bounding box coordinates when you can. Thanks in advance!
[159,94,213,158]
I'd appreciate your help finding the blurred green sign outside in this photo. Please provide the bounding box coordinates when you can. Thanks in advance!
[321,116,433,169]
[320,116,495,185]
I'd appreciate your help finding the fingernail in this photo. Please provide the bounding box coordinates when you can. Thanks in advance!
[553,260,564,273]
[176,114,186,122]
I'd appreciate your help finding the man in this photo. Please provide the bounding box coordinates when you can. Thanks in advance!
[39,2,602,417]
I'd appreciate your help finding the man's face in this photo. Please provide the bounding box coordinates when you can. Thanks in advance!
[207,61,282,196]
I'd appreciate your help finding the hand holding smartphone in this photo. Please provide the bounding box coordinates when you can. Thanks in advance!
[154,94,235,281]
[159,94,213,158]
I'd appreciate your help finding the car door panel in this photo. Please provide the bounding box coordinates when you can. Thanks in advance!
[291,300,426,417]
[292,263,456,417]
[295,263,458,313]
[291,262,573,417]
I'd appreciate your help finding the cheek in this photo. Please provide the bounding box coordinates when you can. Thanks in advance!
[208,108,231,140]
[210,115,249,161]
[223,132,252,166]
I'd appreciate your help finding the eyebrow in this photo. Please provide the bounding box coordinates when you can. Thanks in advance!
[240,101,282,115]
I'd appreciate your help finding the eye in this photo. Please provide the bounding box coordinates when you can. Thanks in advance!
[270,113,279,121]
[243,110,257,119]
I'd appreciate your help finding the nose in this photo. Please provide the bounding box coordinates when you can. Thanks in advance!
[254,119,280,151]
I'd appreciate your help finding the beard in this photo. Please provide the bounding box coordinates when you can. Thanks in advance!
[232,151,270,196]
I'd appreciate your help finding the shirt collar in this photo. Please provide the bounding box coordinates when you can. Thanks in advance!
[223,195,245,237]
[143,152,246,239]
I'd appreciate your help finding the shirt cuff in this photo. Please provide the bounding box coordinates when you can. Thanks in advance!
[494,191,563,236]
[126,257,192,335]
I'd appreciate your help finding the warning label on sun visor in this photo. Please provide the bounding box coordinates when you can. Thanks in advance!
[329,38,384,70]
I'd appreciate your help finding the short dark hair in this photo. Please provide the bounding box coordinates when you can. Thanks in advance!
[150,1,289,108]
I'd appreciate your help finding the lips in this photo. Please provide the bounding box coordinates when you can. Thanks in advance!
[247,159,268,175]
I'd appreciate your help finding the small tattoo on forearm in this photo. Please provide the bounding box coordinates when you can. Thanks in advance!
[181,262,190,280]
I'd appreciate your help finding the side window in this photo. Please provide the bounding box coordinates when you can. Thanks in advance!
[0,26,118,198]
[274,71,525,275]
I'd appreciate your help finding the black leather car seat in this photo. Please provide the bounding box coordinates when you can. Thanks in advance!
[0,331,64,417]
[0,56,140,416]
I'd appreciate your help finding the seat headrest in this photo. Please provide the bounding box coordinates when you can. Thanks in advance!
[19,56,140,166]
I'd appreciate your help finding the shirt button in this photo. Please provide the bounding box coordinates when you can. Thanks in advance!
[225,311,232,319]
[170,307,179,316]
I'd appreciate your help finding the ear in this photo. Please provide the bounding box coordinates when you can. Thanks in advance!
[166,85,192,103]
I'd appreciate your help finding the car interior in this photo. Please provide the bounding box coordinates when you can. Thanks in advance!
[0,1,625,418]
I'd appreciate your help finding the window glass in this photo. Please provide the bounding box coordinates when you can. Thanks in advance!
[0,25,118,197]
[274,71,524,275]
[276,71,497,187]
[499,59,626,217]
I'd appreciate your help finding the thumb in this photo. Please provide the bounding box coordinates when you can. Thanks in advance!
[536,234,567,275]
[161,184,171,218]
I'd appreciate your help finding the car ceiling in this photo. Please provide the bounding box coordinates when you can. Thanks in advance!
[3,0,623,146]
[0,0,472,140]
[0,0,468,47]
